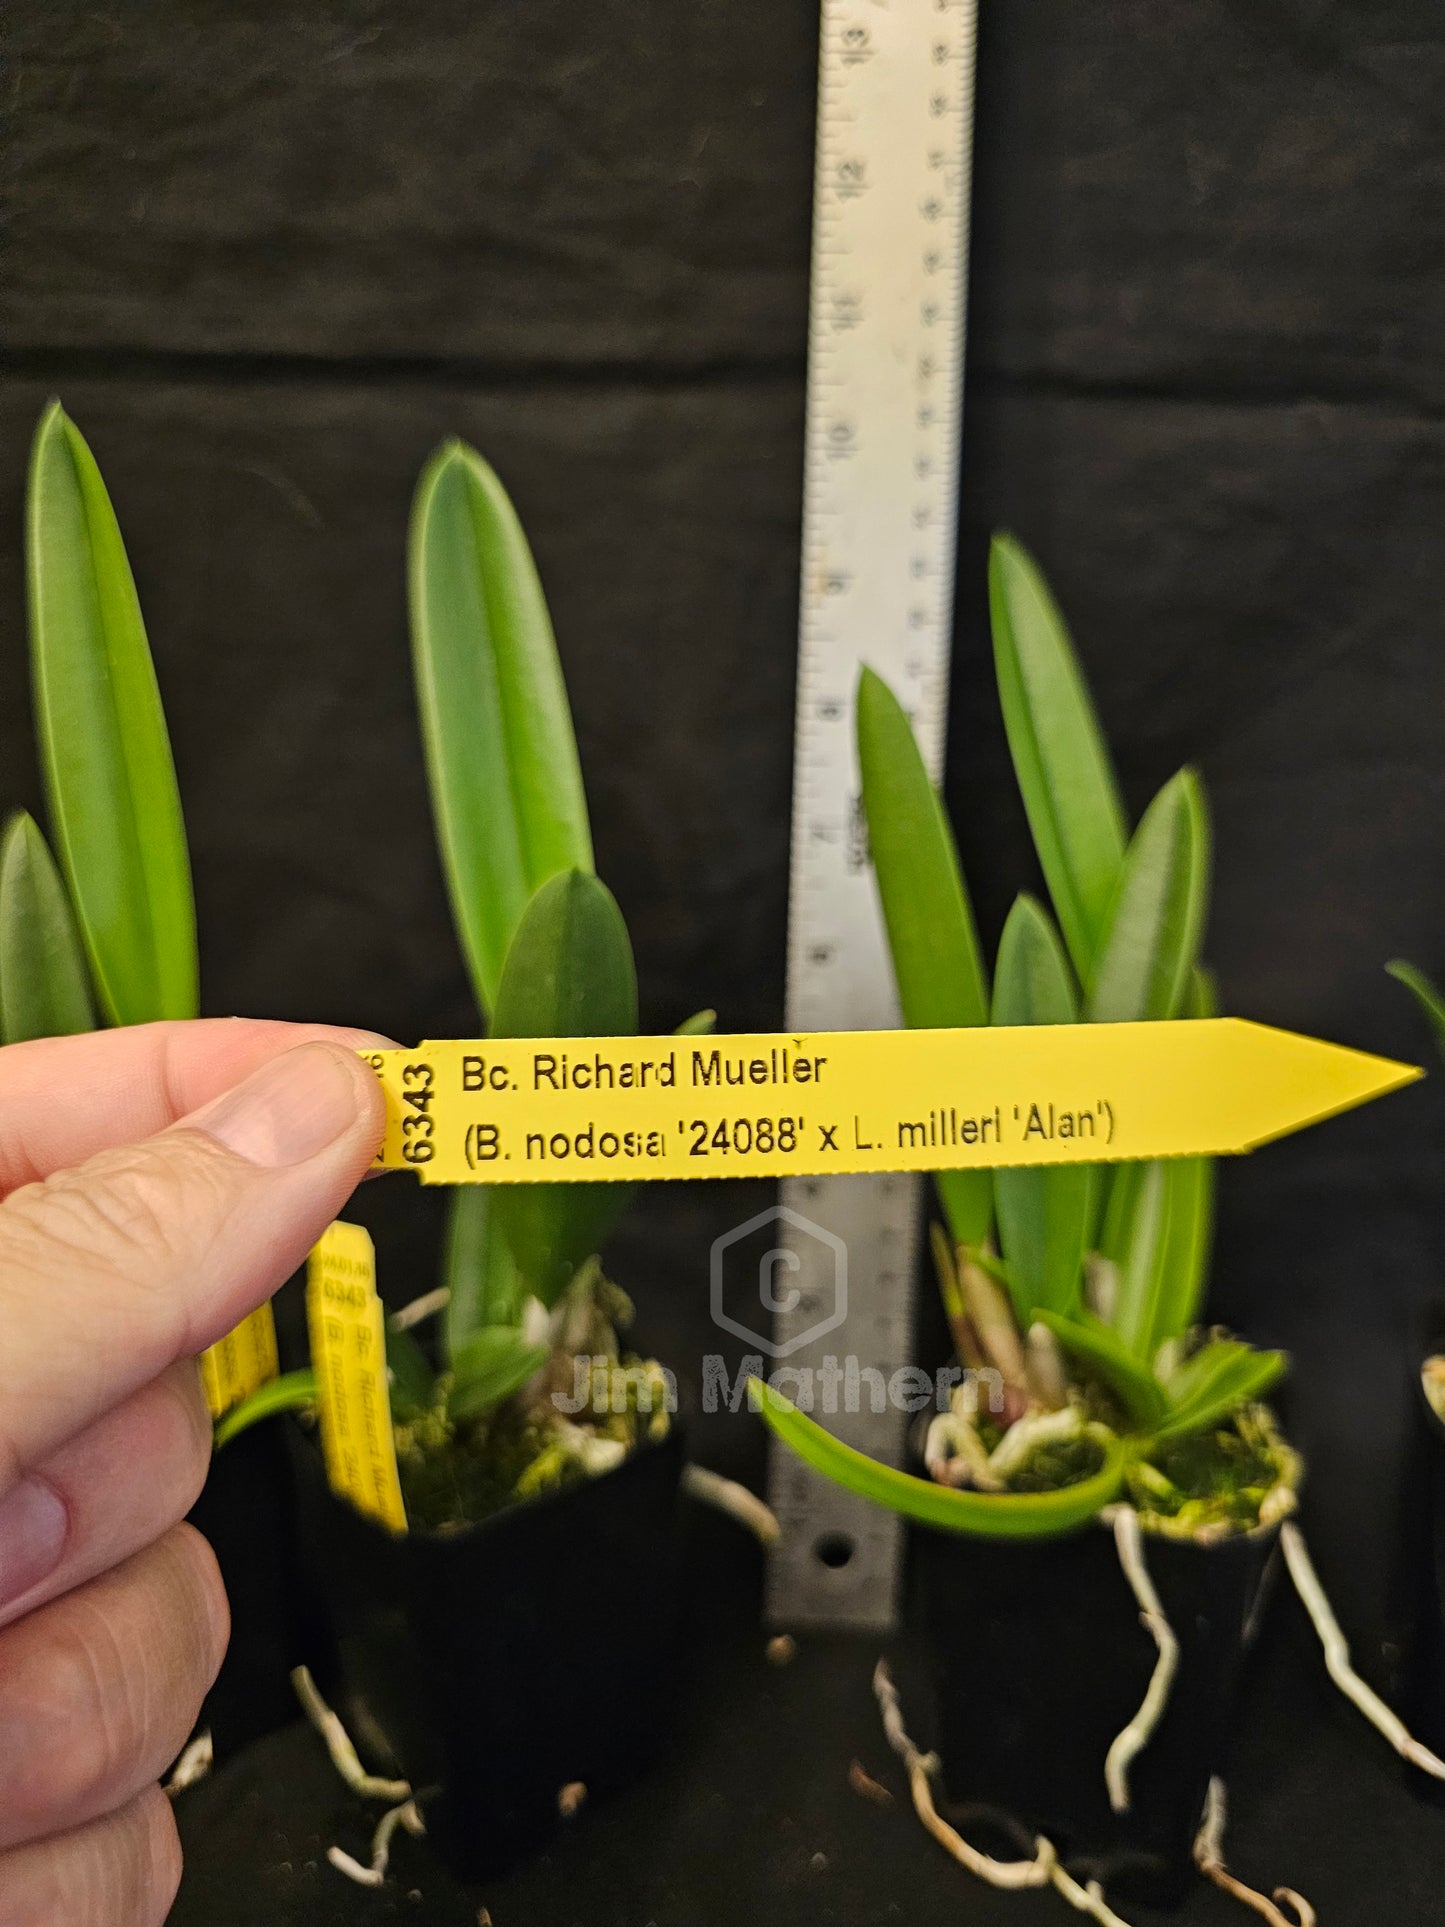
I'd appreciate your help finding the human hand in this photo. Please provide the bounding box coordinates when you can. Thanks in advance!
[0,1019,388,1925]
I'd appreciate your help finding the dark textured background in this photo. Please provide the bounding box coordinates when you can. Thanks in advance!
[3,3,1443,1920]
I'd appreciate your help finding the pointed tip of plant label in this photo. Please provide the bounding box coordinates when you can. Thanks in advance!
[1237,1020,1423,1152]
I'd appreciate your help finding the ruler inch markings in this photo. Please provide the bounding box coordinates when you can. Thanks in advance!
[768,0,978,1631]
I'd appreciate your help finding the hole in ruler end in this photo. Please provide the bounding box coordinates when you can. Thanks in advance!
[813,1531,856,1571]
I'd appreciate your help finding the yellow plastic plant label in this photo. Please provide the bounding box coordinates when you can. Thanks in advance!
[305,1220,407,1535]
[199,1305,280,1422]
[360,1020,1418,1186]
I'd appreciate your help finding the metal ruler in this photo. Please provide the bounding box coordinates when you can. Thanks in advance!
[766,0,979,1631]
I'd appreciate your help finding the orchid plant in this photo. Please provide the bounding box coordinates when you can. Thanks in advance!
[226,440,710,1526]
[760,535,1298,1538]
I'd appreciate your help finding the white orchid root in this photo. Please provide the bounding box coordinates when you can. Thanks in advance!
[291,1665,413,1802]
[680,1463,780,1544]
[165,1729,213,1797]
[291,1666,425,1891]
[1104,1507,1180,1812]
[1193,1778,1315,1925]
[1280,1522,1445,1779]
[326,1796,426,1889]
[871,1660,1136,1926]
[390,1287,449,1332]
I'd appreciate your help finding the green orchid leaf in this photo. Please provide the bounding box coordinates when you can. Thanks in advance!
[970,1245,1019,1296]
[988,534,1129,987]
[755,1381,1128,1539]
[1186,963,1219,1020]
[1098,1160,1144,1265]
[1162,1338,1252,1411]
[1109,1154,1216,1362]
[213,1369,318,1449]
[443,996,705,1350]
[1030,1308,1168,1430]
[1109,1159,1175,1359]
[0,810,96,1043]
[442,1186,525,1360]
[1147,1155,1214,1355]
[409,439,593,1021]
[385,1323,437,1418]
[492,869,638,1306]
[990,895,1091,1322]
[27,404,197,1025]
[1387,960,1445,1057]
[856,665,991,1250]
[1155,1343,1287,1440]
[1088,769,1210,1025]
[1097,970,1217,1272]
[447,1327,549,1424]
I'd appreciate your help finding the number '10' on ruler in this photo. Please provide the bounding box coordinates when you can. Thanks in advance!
[767,0,979,1631]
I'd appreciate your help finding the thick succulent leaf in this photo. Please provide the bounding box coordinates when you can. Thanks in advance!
[492,870,638,1305]
[1387,960,1445,1057]
[27,404,197,1024]
[385,1324,437,1418]
[442,1186,525,1360]
[1030,1309,1168,1430]
[1088,769,1210,1025]
[0,811,96,1043]
[990,895,1091,1320]
[447,1327,549,1424]
[856,665,991,1249]
[988,534,1129,986]
[213,1369,317,1449]
[409,439,593,1020]
[755,1381,1128,1539]
[1155,1343,1287,1440]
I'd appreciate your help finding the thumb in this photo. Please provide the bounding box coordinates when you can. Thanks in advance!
[0,1041,385,1492]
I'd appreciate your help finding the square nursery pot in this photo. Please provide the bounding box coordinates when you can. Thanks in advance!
[288,1419,685,1877]
[188,1420,315,1763]
[913,1510,1280,1906]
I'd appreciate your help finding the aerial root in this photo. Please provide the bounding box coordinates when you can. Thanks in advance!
[680,1463,780,1544]
[1281,1522,1445,1779]
[291,1664,413,1802]
[1193,1777,1315,1925]
[871,1659,1136,1924]
[1103,1507,1179,1814]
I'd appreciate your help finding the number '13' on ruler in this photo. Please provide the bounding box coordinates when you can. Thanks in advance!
[767,0,979,1631]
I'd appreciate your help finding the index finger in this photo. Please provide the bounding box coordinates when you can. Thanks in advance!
[0,1019,395,1196]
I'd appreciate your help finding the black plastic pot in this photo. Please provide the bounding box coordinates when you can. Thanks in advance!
[188,1420,313,1762]
[913,1511,1279,1905]
[288,1420,685,1877]
[1406,1307,1445,1764]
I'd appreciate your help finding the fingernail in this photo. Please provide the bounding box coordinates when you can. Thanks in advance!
[0,1476,67,1608]
[189,1044,365,1167]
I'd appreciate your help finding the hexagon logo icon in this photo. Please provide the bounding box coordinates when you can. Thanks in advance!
[710,1203,847,1359]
